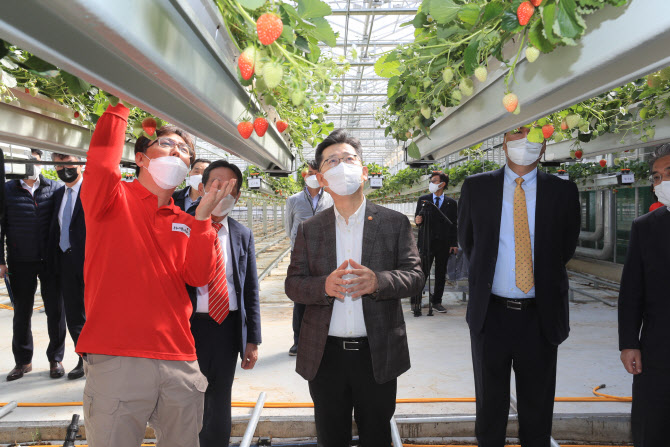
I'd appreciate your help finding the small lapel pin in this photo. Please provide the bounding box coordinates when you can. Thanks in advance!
[368,216,373,221]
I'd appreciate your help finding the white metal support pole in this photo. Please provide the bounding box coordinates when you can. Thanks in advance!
[273,204,277,232]
[262,204,268,236]
[247,200,253,230]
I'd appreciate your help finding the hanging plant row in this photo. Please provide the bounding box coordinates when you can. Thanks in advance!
[372,0,629,156]
[213,0,346,158]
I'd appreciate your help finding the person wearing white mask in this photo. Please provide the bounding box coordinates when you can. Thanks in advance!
[458,126,581,446]
[285,129,423,446]
[186,160,261,447]
[619,143,670,446]
[285,160,333,356]
[173,158,211,212]
[76,103,229,447]
[414,171,458,315]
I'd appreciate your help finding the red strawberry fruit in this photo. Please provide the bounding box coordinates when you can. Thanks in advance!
[599,159,607,167]
[560,119,569,131]
[237,120,253,139]
[257,13,283,46]
[253,117,269,137]
[24,87,29,94]
[542,124,554,139]
[142,117,157,136]
[74,111,80,118]
[502,93,518,113]
[276,120,288,133]
[238,47,256,80]
[517,1,535,26]
[531,0,542,6]
[575,150,583,159]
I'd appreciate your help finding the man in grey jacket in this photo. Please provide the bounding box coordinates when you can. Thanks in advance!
[285,160,333,355]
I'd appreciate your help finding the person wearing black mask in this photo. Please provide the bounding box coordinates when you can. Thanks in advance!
[49,153,87,379]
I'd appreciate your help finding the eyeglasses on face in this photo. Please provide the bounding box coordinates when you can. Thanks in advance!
[321,154,360,169]
[148,137,191,156]
[650,172,670,185]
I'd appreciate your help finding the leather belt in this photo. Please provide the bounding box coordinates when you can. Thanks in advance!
[327,336,368,351]
[491,294,536,311]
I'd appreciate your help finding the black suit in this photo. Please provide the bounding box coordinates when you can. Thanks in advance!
[186,216,261,447]
[458,167,580,446]
[48,183,86,348]
[619,206,670,445]
[172,186,195,212]
[414,193,458,304]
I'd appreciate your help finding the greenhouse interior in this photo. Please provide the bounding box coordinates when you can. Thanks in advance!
[0,0,669,445]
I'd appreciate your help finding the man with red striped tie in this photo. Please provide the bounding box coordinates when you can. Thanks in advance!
[187,160,261,447]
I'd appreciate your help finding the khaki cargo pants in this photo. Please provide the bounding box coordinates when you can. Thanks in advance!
[83,354,208,447]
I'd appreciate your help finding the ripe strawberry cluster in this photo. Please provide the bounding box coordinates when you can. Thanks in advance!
[237,117,288,139]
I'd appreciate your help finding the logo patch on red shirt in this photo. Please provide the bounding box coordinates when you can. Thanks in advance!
[172,223,191,237]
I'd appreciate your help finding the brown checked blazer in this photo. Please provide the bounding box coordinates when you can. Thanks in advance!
[285,201,424,384]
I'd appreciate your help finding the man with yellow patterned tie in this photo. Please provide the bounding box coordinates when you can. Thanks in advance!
[458,127,581,447]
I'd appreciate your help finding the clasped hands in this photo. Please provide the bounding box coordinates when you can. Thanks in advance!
[325,260,378,300]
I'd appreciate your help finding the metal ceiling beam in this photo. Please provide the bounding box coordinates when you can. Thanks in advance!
[0,0,293,171]
[331,8,417,15]
[415,0,670,161]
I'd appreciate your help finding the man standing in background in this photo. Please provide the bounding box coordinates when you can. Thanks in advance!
[284,160,332,356]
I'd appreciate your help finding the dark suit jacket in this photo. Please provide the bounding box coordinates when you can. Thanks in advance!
[285,201,424,384]
[186,216,261,357]
[48,184,86,275]
[618,206,670,368]
[172,186,193,212]
[458,167,581,346]
[415,193,458,249]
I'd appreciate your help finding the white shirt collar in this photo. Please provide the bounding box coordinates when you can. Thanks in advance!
[334,198,366,225]
[65,176,83,194]
[504,165,538,185]
[213,216,230,233]
[20,176,40,190]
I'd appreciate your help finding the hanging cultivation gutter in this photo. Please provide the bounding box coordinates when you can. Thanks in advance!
[0,0,293,171]
[0,91,135,161]
[414,0,670,161]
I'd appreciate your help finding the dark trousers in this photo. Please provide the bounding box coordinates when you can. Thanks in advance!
[308,337,397,447]
[470,298,558,447]
[9,260,65,365]
[292,302,306,345]
[632,364,670,446]
[59,250,86,347]
[421,242,449,303]
[191,311,240,447]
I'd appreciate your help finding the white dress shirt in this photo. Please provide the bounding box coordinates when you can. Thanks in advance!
[491,165,537,298]
[328,199,368,338]
[196,216,239,312]
[20,177,40,196]
[58,177,83,228]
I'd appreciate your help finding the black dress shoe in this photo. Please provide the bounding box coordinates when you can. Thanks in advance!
[433,303,448,313]
[288,344,298,356]
[50,361,65,379]
[67,358,85,380]
[7,363,32,381]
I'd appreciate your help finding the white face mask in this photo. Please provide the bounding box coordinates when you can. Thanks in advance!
[305,175,320,189]
[323,162,363,196]
[655,181,670,207]
[187,174,202,190]
[28,164,41,180]
[428,182,443,194]
[144,155,189,190]
[505,137,544,166]
[211,194,237,217]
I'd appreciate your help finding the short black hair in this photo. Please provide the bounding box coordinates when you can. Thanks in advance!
[191,158,211,169]
[307,159,319,171]
[430,171,449,185]
[650,143,670,173]
[202,160,243,194]
[52,153,81,161]
[134,125,196,176]
[314,129,363,171]
[31,148,43,158]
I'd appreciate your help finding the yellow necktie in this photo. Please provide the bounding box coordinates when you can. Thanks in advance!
[514,178,534,293]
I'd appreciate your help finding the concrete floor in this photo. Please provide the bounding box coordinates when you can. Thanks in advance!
[0,256,633,443]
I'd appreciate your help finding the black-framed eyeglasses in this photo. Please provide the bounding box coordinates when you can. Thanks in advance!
[148,137,191,156]
[321,154,360,169]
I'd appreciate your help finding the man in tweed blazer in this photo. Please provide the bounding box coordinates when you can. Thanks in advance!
[285,129,424,447]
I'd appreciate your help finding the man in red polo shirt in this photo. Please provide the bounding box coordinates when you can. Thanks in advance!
[76,103,231,447]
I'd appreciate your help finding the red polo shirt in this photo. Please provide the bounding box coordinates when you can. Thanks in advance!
[76,104,216,361]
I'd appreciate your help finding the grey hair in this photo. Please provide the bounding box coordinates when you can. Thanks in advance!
[649,143,670,172]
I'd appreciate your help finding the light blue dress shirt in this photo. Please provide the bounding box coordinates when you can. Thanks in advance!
[306,186,323,211]
[491,166,537,298]
[432,193,443,208]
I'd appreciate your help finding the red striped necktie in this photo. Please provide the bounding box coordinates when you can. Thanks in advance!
[208,222,229,324]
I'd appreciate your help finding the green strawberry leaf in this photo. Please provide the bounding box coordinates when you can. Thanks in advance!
[501,10,523,33]
[481,2,504,23]
[281,24,295,44]
[374,53,402,78]
[463,35,480,76]
[540,3,562,45]
[527,127,544,143]
[237,0,265,11]
[306,18,336,47]
[407,141,422,159]
[428,0,460,25]
[555,0,584,39]
[458,4,481,27]
[528,19,554,53]
[297,0,332,19]
[413,12,428,28]
[60,71,91,95]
